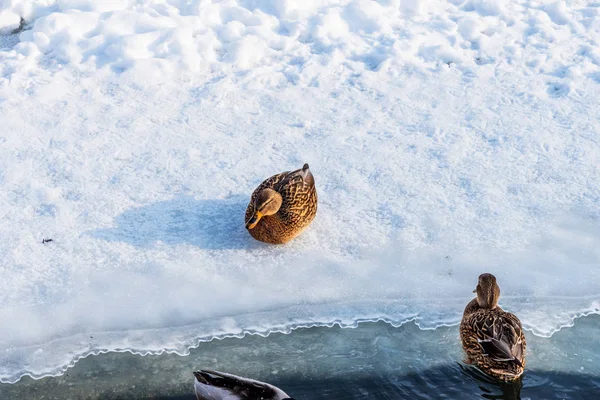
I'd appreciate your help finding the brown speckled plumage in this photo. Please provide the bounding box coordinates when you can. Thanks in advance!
[460,274,526,381]
[245,163,317,244]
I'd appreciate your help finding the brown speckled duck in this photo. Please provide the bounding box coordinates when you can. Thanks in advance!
[245,163,317,244]
[460,273,526,381]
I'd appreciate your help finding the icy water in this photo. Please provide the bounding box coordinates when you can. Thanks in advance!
[1,315,598,399]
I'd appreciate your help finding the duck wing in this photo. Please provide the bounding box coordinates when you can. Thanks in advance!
[476,311,525,367]
[274,163,314,190]
[275,164,316,215]
[194,370,290,400]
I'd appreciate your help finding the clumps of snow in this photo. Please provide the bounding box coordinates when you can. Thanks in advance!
[542,1,571,26]
[314,8,350,42]
[0,0,592,77]
[463,0,509,17]
[1,0,56,23]
[0,10,20,34]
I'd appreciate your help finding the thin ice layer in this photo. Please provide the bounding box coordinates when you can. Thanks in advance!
[1,0,599,384]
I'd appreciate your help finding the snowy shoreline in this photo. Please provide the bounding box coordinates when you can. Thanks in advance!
[2,315,599,399]
[1,0,599,386]
[2,299,599,383]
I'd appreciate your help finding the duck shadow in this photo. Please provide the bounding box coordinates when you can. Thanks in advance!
[90,195,251,250]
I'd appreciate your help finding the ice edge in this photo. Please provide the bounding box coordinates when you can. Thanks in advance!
[2,309,598,384]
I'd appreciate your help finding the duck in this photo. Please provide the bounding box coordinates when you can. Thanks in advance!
[193,370,294,400]
[245,163,317,244]
[460,273,526,381]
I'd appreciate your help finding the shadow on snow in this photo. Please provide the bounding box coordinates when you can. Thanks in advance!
[90,195,252,250]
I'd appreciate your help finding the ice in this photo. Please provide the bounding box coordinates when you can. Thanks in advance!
[0,0,599,384]
[2,316,600,399]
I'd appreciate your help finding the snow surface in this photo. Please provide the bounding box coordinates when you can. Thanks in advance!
[0,0,599,383]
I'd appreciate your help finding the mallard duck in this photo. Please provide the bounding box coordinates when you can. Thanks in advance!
[245,163,317,244]
[460,273,526,381]
[193,370,294,400]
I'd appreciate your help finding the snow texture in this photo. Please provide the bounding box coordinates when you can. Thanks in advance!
[0,0,599,383]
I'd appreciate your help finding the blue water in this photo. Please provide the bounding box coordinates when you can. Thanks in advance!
[0,315,598,399]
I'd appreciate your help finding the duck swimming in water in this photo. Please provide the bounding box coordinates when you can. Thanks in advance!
[194,370,294,400]
[245,163,317,244]
[460,273,526,381]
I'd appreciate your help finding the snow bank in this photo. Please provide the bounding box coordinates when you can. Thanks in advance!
[0,0,599,383]
[1,0,591,76]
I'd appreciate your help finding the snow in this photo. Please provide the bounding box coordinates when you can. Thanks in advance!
[0,0,599,384]
[0,10,19,34]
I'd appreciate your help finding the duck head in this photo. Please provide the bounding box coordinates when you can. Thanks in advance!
[474,273,501,309]
[245,188,283,230]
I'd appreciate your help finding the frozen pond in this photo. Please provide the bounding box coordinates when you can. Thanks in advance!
[1,314,598,399]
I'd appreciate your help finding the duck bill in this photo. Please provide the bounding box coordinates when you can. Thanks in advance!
[245,211,263,230]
